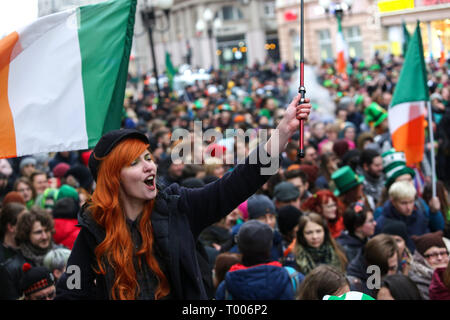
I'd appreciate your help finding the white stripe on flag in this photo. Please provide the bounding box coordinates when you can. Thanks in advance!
[8,9,88,156]
[388,101,425,134]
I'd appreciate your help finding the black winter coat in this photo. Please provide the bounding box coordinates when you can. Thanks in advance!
[55,146,276,300]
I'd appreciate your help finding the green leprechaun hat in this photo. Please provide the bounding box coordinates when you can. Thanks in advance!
[364,102,388,128]
[331,165,365,197]
[382,148,416,189]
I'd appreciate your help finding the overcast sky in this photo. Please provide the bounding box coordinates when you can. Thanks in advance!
[0,0,38,38]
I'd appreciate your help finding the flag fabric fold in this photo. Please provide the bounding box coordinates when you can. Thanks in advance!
[402,21,410,56]
[165,51,176,90]
[388,22,428,166]
[0,0,136,158]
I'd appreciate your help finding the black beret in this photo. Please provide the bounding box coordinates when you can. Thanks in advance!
[88,129,149,181]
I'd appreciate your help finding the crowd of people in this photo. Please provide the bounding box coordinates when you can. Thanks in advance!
[0,53,449,300]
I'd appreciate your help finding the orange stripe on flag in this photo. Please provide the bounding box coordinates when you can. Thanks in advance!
[0,32,19,158]
[391,115,425,166]
[337,51,346,75]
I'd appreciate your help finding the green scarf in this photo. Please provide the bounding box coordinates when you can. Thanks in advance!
[294,242,342,275]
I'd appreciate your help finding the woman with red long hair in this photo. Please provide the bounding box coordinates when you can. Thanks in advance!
[301,190,345,239]
[55,94,311,300]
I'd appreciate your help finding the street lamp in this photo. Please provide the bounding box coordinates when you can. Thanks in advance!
[140,0,173,109]
[196,8,222,70]
[319,0,353,21]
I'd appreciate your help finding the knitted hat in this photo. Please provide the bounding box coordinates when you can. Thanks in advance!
[52,197,80,220]
[19,157,37,171]
[381,218,409,243]
[237,220,273,255]
[2,191,26,206]
[323,291,375,300]
[333,139,350,158]
[364,102,387,128]
[237,201,249,221]
[19,263,55,297]
[88,129,149,181]
[277,205,302,235]
[56,184,79,202]
[298,164,319,186]
[65,165,94,191]
[52,162,70,179]
[331,165,364,196]
[247,194,276,220]
[273,181,300,202]
[411,231,446,256]
[40,188,58,210]
[382,149,415,188]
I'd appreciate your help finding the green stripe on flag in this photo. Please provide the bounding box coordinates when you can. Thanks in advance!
[77,0,137,148]
[391,21,429,106]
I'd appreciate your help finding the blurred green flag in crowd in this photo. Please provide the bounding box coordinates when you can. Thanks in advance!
[165,51,176,89]
[389,21,428,167]
[402,21,411,56]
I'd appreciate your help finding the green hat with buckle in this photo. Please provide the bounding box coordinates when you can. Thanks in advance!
[331,165,364,196]
[382,148,416,189]
[364,102,388,128]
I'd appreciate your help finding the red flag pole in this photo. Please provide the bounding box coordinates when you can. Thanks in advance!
[298,0,306,159]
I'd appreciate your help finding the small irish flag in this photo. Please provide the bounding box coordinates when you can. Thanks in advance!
[0,0,136,159]
[388,22,428,166]
[438,36,446,67]
[335,15,347,76]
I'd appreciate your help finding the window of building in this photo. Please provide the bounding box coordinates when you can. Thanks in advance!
[217,6,244,21]
[263,2,276,18]
[343,26,363,58]
[317,29,333,61]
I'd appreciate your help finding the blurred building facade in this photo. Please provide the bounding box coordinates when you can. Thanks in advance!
[133,0,282,75]
[38,0,449,75]
[276,0,450,67]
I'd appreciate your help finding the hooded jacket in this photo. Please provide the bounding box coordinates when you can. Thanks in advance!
[55,145,276,300]
[215,262,295,300]
[223,223,284,262]
[375,200,430,252]
[52,198,81,250]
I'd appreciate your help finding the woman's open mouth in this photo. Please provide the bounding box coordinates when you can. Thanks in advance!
[144,175,156,190]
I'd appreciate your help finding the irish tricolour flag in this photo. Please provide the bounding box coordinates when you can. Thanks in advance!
[0,0,136,158]
[388,22,428,166]
[335,15,347,76]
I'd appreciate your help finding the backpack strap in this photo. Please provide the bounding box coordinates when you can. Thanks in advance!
[284,266,300,293]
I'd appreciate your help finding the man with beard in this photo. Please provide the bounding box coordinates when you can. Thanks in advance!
[0,208,60,299]
[357,148,385,211]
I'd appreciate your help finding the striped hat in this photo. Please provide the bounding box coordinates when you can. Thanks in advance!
[323,291,375,300]
[382,149,415,188]
[19,263,55,297]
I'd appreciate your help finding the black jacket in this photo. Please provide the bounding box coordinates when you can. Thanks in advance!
[336,231,366,263]
[55,146,276,300]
